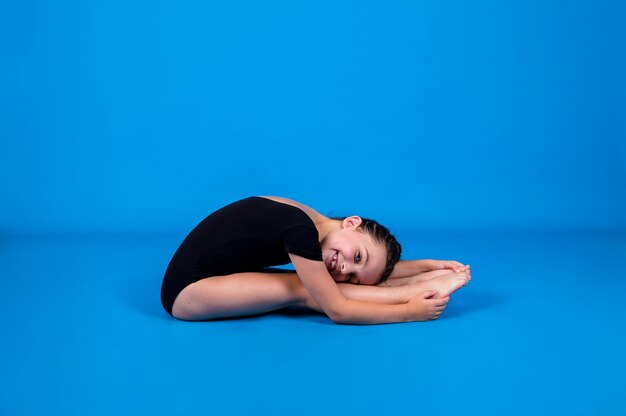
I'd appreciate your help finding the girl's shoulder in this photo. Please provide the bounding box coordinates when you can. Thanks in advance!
[257,196,328,225]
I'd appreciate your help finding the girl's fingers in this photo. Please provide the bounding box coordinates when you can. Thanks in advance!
[434,296,450,307]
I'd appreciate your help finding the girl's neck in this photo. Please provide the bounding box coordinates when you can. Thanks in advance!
[315,218,340,242]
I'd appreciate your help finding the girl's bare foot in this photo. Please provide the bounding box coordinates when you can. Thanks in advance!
[418,272,470,298]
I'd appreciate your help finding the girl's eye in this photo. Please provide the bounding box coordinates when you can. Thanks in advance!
[355,252,361,263]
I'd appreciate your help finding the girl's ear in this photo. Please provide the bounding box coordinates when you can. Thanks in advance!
[342,216,363,229]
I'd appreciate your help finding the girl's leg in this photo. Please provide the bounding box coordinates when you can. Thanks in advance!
[171,270,465,320]
[172,271,402,320]
[171,272,306,320]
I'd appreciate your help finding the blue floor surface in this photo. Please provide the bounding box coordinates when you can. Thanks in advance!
[1,230,625,415]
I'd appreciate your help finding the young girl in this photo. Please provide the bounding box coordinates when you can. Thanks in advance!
[160,196,471,324]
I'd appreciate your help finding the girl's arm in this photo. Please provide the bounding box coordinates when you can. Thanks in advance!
[388,260,436,279]
[289,254,445,324]
[387,259,470,279]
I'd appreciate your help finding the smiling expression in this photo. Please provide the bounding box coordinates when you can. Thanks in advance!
[319,217,387,285]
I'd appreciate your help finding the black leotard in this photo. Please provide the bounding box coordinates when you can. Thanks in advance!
[160,196,324,316]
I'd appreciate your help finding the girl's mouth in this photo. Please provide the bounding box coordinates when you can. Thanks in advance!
[328,251,338,272]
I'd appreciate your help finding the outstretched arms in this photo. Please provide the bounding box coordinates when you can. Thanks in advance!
[289,254,447,324]
[388,260,436,279]
[387,259,471,279]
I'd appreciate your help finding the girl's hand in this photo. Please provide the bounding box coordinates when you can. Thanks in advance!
[432,260,471,275]
[407,290,450,321]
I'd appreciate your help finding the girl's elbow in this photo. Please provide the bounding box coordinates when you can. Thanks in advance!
[327,310,344,323]
[326,304,352,324]
[321,296,351,323]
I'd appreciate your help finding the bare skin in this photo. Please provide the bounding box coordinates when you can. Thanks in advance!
[299,270,470,314]
[379,267,470,287]
[172,268,469,321]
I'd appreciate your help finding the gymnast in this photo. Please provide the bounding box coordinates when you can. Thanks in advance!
[160,196,471,324]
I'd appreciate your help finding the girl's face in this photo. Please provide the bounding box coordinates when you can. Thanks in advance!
[320,216,387,285]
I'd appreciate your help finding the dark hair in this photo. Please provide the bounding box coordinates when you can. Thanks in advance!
[328,216,402,283]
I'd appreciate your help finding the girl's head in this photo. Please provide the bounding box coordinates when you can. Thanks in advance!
[320,216,402,285]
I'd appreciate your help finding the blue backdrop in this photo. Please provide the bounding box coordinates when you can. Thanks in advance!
[2,1,624,235]
[2,3,626,416]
